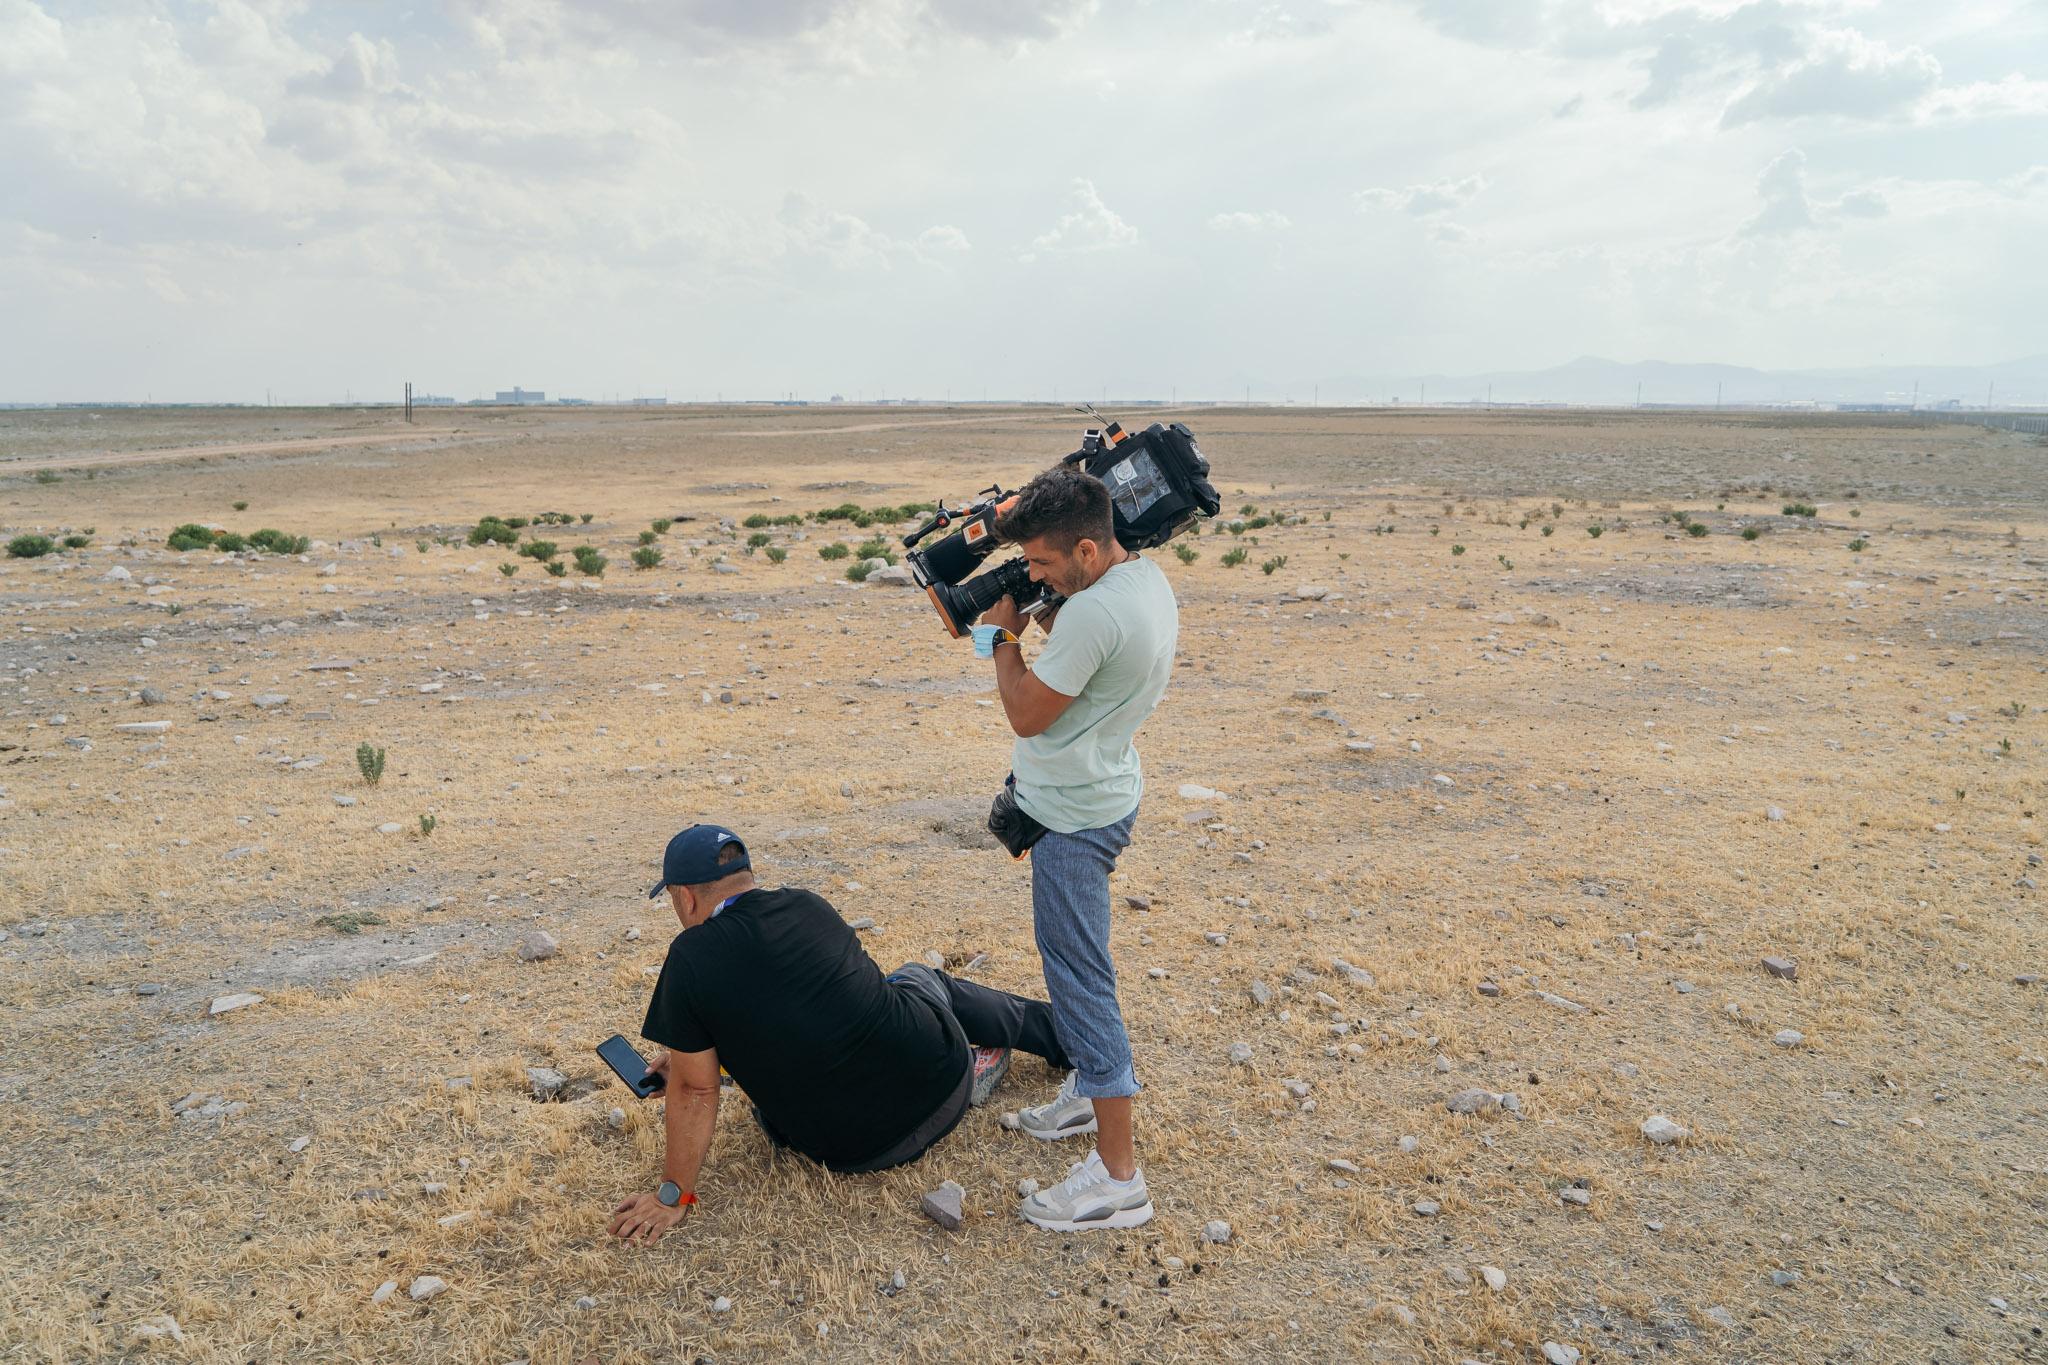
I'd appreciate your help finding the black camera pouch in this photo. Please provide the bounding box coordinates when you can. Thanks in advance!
[988,774,1048,860]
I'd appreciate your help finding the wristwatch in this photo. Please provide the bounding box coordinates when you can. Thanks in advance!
[656,1180,695,1208]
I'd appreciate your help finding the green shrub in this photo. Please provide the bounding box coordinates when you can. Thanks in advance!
[1541,524,1555,538]
[212,532,247,553]
[1173,543,1198,564]
[355,742,385,786]
[855,538,890,560]
[1221,547,1248,568]
[815,503,862,522]
[1847,538,1868,553]
[575,551,607,576]
[500,563,518,576]
[521,539,558,561]
[34,469,60,484]
[1498,554,1514,570]
[766,546,787,563]
[866,505,902,523]
[1782,502,1818,518]
[846,560,874,582]
[167,523,217,551]
[579,513,594,524]
[418,814,436,837]
[631,546,663,569]
[6,534,56,558]
[747,532,772,549]
[1227,522,1246,537]
[415,539,429,553]
[1850,507,1861,518]
[1261,555,1288,575]
[62,534,91,549]
[1741,526,1762,541]
[819,543,851,561]
[638,530,658,547]
[315,910,386,935]
[743,513,772,528]
[1587,524,1605,538]
[504,516,529,530]
[248,529,309,554]
[468,518,518,546]
[545,560,567,577]
[232,500,249,512]
[652,518,673,535]
[1246,516,1272,531]
[1239,503,1256,516]
[1687,523,1708,538]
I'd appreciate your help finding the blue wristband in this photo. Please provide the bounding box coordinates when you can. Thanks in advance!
[972,624,1017,658]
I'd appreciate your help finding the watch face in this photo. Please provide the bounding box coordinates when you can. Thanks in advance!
[657,1181,681,1207]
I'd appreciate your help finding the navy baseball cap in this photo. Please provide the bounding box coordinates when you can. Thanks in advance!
[647,824,750,898]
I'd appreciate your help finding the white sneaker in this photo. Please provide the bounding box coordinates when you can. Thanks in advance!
[1019,1150,1153,1231]
[1017,1070,1097,1141]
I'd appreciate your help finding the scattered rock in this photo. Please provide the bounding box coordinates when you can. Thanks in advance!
[1641,1115,1688,1145]
[1124,894,1152,910]
[252,693,289,709]
[1534,990,1586,1014]
[527,1067,568,1101]
[131,1315,186,1344]
[376,822,403,834]
[1327,1158,1359,1174]
[1479,1264,1506,1291]
[1704,1305,1737,1329]
[1201,1219,1232,1244]
[1542,1345,1581,1365]
[1249,979,1273,1006]
[1476,981,1501,997]
[1770,1269,1801,1288]
[1177,783,1225,801]
[409,1276,448,1302]
[1761,956,1798,980]
[1017,1178,1039,1198]
[920,1180,965,1230]
[1293,585,1329,601]
[134,983,162,996]
[1228,1042,1254,1066]
[1280,1079,1311,1100]
[333,794,357,806]
[868,565,914,586]
[1397,1135,1419,1154]
[289,1136,311,1153]
[1412,1199,1440,1218]
[1331,957,1375,987]
[1446,1088,1500,1116]
[138,687,164,706]
[711,1295,733,1313]
[206,992,264,1017]
[1765,805,1787,822]
[371,1280,398,1305]
[997,1111,1021,1131]
[516,931,559,962]
[1560,1186,1591,1207]
[1773,1029,1805,1048]
[116,721,172,735]
[104,565,132,581]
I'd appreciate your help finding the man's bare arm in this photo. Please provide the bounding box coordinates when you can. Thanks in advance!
[993,641,1075,739]
[659,1047,721,1192]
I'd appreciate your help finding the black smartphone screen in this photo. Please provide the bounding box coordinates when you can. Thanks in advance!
[596,1034,662,1097]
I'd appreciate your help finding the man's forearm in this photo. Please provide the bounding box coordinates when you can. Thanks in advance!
[993,640,1032,735]
[661,1084,719,1191]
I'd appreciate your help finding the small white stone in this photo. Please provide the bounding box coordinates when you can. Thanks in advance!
[1017,1178,1039,1198]
[1397,1135,1419,1154]
[207,992,264,1017]
[376,822,402,834]
[1201,1219,1232,1244]
[1479,1264,1506,1291]
[371,1280,398,1305]
[289,1135,310,1153]
[711,1296,733,1313]
[1641,1114,1688,1145]
[1773,1029,1805,1048]
[408,1275,448,1301]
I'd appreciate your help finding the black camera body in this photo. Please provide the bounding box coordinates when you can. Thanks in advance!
[904,419,1220,638]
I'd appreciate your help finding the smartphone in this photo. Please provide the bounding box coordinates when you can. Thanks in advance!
[596,1034,663,1098]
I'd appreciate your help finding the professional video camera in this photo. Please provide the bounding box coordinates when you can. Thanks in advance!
[902,415,1221,638]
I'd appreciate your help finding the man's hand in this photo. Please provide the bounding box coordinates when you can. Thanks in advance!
[981,594,1025,638]
[644,1048,670,1093]
[608,1191,688,1246]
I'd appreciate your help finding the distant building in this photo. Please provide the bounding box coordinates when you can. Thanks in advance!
[630,397,667,406]
[416,393,457,407]
[495,387,546,404]
[829,394,845,404]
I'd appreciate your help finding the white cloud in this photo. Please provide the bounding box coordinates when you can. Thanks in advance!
[1208,210,1292,233]
[1722,29,1941,126]
[1740,148,1817,236]
[1355,174,1487,216]
[1020,178,1137,262]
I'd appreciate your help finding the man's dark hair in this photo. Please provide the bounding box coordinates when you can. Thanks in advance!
[997,466,1115,554]
[686,840,749,893]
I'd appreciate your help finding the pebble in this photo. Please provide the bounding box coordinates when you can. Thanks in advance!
[1177,783,1225,800]
[608,1107,626,1130]
[376,822,402,834]
[1641,1115,1688,1145]
[526,1067,568,1101]
[333,794,357,806]
[1771,1269,1801,1288]
[1475,981,1501,997]
[1201,1219,1232,1244]
[1249,979,1273,1006]
[1228,1042,1254,1066]
[252,693,289,709]
[1397,1135,1419,1154]
[104,565,132,581]
[116,721,172,735]
[371,1280,398,1305]
[1761,956,1798,980]
[575,1296,597,1310]
[997,1111,1021,1130]
[1773,1029,1804,1048]
[1280,1079,1311,1099]
[1560,1186,1591,1207]
[1766,806,1787,822]
[1293,585,1329,601]
[409,1276,448,1302]
[1124,894,1152,910]
[1479,1264,1506,1291]
[207,992,264,1017]
[920,1180,965,1231]
[134,982,162,996]
[1204,931,1227,946]
[289,1136,311,1153]
[1328,1158,1359,1174]
[139,687,164,706]
[1542,1345,1581,1365]
[516,931,559,962]
[1445,1088,1500,1115]
[1146,967,1167,979]
[1412,1199,1440,1218]
[1331,957,1375,987]
[1673,979,1695,994]
[1704,1306,1737,1329]
[1017,1178,1039,1197]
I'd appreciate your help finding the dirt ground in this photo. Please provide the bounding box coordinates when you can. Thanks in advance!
[1,405,2043,1365]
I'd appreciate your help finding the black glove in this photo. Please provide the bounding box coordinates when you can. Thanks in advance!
[987,774,1048,860]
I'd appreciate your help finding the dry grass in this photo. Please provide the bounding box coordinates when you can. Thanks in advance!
[1,405,2043,1363]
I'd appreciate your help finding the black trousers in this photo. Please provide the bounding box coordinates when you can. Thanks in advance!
[755,965,1071,1174]
[883,963,1074,1071]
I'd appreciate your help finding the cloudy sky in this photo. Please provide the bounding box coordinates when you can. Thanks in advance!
[2,0,2043,403]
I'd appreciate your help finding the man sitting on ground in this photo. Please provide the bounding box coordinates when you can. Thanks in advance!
[608,823,1070,1245]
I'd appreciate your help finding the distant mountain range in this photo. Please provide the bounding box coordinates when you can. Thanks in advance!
[1297,354,2048,408]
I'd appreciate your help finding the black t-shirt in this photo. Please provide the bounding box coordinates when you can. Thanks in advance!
[641,886,965,1169]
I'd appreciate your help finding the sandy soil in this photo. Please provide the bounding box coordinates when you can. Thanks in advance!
[1,405,2043,1364]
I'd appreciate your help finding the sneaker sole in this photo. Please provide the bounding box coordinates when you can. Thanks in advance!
[1018,1115,1098,1141]
[1021,1199,1154,1232]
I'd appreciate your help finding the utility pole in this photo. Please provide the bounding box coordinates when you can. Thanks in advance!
[404,381,414,424]
[1486,382,1492,407]
[1987,381,1995,410]
[1911,380,1918,409]
[1716,381,1722,410]
[1636,381,1642,407]
[1419,380,1426,405]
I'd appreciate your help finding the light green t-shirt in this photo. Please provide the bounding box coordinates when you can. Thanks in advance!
[1012,555,1179,834]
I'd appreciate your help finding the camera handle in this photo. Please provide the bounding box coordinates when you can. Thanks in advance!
[903,485,1008,549]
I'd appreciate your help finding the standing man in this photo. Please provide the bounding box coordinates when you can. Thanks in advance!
[978,465,1179,1232]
